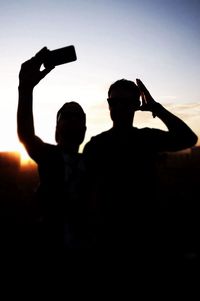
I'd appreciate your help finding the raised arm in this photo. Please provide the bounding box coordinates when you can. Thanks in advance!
[136,79,198,151]
[17,47,54,156]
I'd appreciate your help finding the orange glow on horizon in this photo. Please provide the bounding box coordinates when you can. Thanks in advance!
[16,143,35,167]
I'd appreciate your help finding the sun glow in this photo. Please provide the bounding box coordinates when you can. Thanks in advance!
[17,142,34,166]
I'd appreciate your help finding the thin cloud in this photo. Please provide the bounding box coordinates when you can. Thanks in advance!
[165,102,200,119]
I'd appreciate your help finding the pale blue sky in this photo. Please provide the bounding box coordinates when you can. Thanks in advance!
[0,0,199,152]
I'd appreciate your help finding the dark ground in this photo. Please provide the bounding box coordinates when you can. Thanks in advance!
[0,149,199,277]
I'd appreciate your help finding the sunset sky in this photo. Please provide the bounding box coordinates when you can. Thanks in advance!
[0,0,200,154]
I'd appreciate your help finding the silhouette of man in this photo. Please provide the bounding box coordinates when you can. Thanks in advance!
[17,47,87,250]
[83,78,198,257]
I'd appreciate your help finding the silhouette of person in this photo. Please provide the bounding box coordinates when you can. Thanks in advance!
[83,78,198,259]
[17,47,87,250]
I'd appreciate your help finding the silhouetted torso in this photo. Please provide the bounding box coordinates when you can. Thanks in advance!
[83,126,168,250]
[32,143,87,249]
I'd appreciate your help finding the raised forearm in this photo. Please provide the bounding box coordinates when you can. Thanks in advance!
[136,78,198,149]
[153,103,198,147]
[17,86,35,143]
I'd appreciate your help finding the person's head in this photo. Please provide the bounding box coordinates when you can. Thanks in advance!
[55,101,86,153]
[107,79,140,128]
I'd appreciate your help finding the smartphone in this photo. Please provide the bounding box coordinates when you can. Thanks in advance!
[43,45,77,68]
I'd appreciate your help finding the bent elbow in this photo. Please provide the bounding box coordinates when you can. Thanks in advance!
[175,131,198,151]
[190,132,198,147]
[185,131,198,149]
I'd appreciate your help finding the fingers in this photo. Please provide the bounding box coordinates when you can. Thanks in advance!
[21,47,49,67]
[32,47,49,71]
[136,79,159,114]
[136,78,156,105]
[136,79,151,98]
[20,57,35,69]
[20,47,49,72]
[136,79,145,107]
[40,66,55,79]
[21,47,52,73]
[35,47,49,60]
[35,46,48,56]
[19,48,54,87]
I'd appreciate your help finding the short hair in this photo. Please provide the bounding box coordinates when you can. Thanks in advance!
[108,79,140,99]
[56,101,86,124]
[55,101,86,143]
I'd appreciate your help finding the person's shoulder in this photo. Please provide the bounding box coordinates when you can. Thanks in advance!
[83,129,112,153]
[130,126,151,135]
[88,129,113,143]
[41,142,58,152]
[36,142,60,162]
[27,136,58,162]
[131,127,167,143]
[135,127,164,135]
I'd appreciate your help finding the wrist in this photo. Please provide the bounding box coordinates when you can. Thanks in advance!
[18,84,34,92]
[151,102,163,118]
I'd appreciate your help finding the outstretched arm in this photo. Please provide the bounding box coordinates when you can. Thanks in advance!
[17,47,54,157]
[136,79,198,151]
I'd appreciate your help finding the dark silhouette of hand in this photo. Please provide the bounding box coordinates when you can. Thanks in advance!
[19,47,54,89]
[136,79,159,116]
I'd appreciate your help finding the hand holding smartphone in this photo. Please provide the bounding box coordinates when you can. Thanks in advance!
[43,45,77,68]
